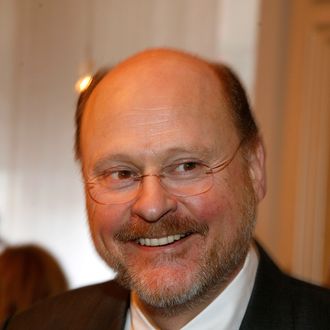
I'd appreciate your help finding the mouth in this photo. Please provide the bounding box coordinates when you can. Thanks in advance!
[135,233,190,247]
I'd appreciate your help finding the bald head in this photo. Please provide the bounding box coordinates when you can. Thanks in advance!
[75,48,258,160]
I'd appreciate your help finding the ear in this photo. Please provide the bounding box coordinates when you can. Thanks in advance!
[247,138,266,202]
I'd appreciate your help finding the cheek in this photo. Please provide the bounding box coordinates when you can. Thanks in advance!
[86,199,130,236]
[182,176,245,234]
[183,189,234,224]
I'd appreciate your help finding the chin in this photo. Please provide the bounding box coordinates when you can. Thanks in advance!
[119,264,203,308]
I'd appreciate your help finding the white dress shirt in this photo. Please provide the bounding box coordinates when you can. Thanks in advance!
[124,245,259,330]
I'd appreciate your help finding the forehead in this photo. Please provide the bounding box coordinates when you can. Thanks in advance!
[80,52,238,168]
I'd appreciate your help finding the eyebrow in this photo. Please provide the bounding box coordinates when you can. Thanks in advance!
[92,146,216,176]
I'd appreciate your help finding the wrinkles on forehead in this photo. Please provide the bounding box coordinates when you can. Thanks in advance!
[82,102,230,170]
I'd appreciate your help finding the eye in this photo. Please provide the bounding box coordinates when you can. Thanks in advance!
[166,161,206,179]
[176,162,199,172]
[97,168,139,190]
[103,169,136,181]
[113,170,134,180]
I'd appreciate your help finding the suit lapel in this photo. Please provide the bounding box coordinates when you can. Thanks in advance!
[239,243,294,329]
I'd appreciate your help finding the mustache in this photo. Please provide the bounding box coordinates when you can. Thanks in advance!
[114,215,209,242]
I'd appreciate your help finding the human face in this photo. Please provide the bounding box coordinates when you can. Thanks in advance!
[80,52,264,309]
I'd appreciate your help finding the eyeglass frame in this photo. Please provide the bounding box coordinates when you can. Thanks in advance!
[85,139,245,205]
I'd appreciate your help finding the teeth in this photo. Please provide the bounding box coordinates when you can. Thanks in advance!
[167,236,174,244]
[137,234,186,247]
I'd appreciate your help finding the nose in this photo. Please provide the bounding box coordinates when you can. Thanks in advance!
[131,175,177,222]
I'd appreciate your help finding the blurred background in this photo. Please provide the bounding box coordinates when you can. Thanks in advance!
[0,0,329,288]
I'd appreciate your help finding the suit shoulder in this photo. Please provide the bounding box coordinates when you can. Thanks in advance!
[287,275,330,308]
[3,280,130,330]
[242,242,330,329]
[283,276,330,328]
[257,241,330,305]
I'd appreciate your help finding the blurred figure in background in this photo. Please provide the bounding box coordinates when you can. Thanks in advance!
[0,244,68,323]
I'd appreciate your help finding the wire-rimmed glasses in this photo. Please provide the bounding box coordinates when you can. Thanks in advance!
[86,140,244,205]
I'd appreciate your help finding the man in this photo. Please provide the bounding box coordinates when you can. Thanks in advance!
[3,49,330,329]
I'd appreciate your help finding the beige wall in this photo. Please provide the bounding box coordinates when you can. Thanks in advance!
[254,0,330,285]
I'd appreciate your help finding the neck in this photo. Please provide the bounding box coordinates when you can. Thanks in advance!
[132,262,244,330]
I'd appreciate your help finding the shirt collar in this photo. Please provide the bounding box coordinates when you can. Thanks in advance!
[125,245,259,330]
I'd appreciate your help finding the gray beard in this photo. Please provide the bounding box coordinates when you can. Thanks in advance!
[97,181,257,314]
[118,220,254,314]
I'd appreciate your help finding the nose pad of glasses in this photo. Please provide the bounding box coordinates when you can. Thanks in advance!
[131,175,177,222]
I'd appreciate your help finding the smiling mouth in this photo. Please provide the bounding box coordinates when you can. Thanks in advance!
[136,233,190,247]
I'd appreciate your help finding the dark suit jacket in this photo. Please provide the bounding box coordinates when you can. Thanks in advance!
[3,245,330,329]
